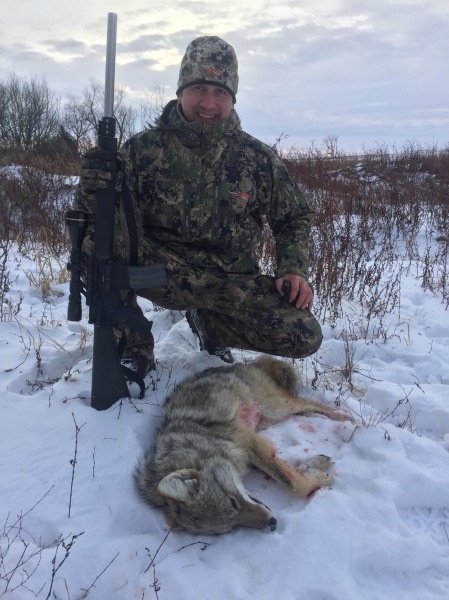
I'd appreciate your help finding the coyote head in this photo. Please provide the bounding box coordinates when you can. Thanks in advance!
[157,460,277,535]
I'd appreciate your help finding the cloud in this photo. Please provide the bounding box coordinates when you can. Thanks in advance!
[0,0,448,150]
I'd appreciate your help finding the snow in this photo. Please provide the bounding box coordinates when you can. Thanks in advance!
[1,246,449,599]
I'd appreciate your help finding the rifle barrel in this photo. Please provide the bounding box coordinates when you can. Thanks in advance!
[104,13,117,118]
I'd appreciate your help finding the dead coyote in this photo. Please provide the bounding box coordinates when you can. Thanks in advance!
[134,356,352,534]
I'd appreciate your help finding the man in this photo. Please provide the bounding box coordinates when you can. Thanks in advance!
[78,35,322,376]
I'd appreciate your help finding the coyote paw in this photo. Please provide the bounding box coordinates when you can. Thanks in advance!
[297,455,335,490]
[299,454,335,472]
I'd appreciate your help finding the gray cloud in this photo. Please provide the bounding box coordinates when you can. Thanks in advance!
[0,0,447,150]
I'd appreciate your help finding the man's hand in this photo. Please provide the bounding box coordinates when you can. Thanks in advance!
[79,146,116,195]
[276,275,314,310]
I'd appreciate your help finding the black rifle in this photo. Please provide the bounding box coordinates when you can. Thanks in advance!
[66,13,166,410]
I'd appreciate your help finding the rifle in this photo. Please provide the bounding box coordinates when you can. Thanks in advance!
[66,13,167,410]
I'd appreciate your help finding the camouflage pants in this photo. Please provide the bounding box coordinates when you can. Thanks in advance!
[131,243,323,359]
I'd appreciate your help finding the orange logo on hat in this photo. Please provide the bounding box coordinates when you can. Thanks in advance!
[204,66,225,77]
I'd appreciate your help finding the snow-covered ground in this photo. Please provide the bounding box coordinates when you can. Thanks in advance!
[1,246,449,599]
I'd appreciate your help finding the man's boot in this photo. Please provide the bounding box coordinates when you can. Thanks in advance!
[186,309,234,363]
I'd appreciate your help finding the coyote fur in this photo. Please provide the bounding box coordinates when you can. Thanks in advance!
[134,356,352,534]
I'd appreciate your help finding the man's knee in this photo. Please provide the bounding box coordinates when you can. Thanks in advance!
[294,320,323,357]
[276,310,323,359]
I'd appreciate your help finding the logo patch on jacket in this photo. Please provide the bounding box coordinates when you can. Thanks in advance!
[230,192,249,200]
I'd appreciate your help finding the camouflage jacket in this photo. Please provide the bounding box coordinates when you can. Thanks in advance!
[108,100,313,277]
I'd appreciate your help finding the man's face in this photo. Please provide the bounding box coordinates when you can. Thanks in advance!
[177,84,234,123]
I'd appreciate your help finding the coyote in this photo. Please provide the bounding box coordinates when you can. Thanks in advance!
[134,356,352,534]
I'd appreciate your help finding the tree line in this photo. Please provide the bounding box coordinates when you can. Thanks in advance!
[0,73,165,171]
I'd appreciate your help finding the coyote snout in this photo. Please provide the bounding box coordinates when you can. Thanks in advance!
[134,356,352,535]
[156,462,277,534]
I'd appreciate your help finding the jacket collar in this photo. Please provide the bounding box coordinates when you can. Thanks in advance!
[158,99,242,148]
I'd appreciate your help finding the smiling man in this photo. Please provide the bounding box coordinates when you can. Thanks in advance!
[178,84,234,123]
[77,36,322,376]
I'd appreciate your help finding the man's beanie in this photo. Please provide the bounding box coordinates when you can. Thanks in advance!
[177,36,239,101]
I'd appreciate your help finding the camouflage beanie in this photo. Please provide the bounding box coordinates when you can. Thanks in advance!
[177,36,239,101]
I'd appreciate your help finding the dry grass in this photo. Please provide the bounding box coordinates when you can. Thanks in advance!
[1,142,448,338]
[283,142,449,324]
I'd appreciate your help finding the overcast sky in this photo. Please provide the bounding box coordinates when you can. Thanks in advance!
[1,0,447,151]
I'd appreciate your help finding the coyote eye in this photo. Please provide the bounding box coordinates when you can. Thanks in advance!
[229,496,239,511]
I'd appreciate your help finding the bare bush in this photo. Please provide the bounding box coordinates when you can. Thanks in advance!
[0,156,73,255]
[282,142,449,324]
[0,155,74,315]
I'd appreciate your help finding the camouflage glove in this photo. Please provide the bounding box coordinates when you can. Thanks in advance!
[79,146,117,205]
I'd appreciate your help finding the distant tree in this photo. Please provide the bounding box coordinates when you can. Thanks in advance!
[0,73,167,165]
[113,87,139,148]
[34,125,79,166]
[0,83,8,140]
[0,73,61,151]
[63,79,139,152]
[63,95,93,157]
[138,83,166,129]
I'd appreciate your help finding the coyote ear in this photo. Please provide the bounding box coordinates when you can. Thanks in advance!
[157,469,200,502]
